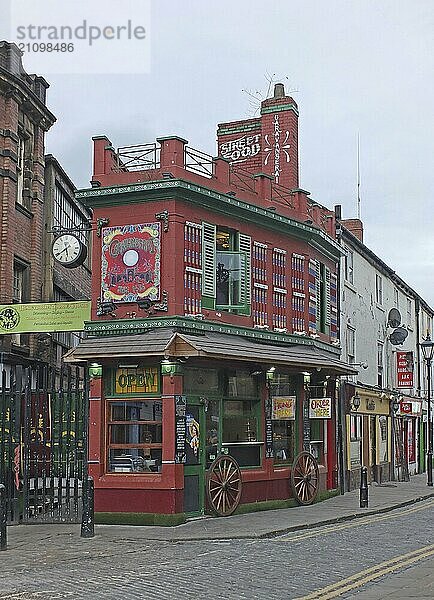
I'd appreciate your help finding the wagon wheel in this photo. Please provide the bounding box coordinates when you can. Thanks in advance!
[290,451,319,506]
[206,455,242,517]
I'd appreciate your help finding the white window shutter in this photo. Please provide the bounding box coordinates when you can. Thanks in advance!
[202,222,216,299]
[325,266,331,326]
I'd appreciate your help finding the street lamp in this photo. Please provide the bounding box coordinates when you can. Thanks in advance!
[420,334,434,487]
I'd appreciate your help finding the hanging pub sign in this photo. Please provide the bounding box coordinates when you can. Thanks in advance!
[101,223,161,303]
[309,397,332,419]
[271,396,296,420]
[115,367,159,394]
[396,351,414,388]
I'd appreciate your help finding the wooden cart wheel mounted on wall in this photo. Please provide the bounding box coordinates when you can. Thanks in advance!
[206,455,242,516]
[290,451,319,506]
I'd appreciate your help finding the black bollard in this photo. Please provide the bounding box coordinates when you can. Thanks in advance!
[0,484,7,551]
[360,466,369,508]
[81,475,95,538]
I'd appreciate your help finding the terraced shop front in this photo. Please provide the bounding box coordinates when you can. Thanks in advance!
[66,319,355,524]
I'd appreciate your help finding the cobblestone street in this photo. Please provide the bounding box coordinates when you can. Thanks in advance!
[1,492,434,599]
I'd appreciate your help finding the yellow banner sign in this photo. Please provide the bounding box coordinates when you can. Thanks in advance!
[115,367,159,394]
[0,301,91,334]
[272,396,296,420]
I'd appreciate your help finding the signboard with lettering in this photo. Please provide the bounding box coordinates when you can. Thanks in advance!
[219,134,261,163]
[0,301,91,335]
[309,397,332,419]
[115,367,158,394]
[399,399,422,417]
[101,222,161,303]
[175,395,187,464]
[397,351,414,388]
[271,396,296,420]
[265,418,274,458]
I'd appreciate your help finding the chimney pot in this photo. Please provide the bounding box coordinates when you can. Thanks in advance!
[274,83,285,98]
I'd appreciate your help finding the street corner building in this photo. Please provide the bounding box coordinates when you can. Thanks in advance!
[65,84,356,524]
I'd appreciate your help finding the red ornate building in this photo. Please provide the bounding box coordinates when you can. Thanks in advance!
[67,84,354,524]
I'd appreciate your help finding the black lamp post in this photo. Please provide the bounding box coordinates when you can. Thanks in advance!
[420,334,434,487]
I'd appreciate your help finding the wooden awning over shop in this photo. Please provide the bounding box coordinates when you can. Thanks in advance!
[64,328,356,375]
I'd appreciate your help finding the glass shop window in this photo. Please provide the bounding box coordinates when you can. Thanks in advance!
[183,368,219,395]
[107,399,162,473]
[379,415,389,463]
[269,374,297,464]
[221,369,262,467]
[349,414,362,468]
[309,418,324,463]
[205,397,220,469]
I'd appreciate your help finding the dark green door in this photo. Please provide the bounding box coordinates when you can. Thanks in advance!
[184,400,205,516]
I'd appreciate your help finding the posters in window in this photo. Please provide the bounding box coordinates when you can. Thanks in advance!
[309,397,332,419]
[271,396,296,420]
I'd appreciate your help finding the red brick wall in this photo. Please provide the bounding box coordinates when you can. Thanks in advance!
[90,198,337,343]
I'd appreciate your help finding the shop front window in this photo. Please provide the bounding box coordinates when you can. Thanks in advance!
[221,369,262,467]
[205,398,220,468]
[107,399,162,473]
[222,398,261,467]
[269,373,297,464]
[349,414,362,468]
[379,415,389,463]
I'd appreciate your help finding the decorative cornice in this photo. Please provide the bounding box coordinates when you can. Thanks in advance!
[217,122,261,135]
[84,315,341,355]
[76,179,342,259]
[260,103,299,116]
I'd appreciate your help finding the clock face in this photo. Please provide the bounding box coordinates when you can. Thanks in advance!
[52,234,87,268]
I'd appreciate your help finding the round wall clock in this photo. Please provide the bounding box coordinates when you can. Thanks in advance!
[52,233,87,268]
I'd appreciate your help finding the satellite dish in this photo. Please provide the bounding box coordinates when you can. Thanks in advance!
[389,327,408,346]
[387,308,401,328]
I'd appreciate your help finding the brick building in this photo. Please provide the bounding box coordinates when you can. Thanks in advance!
[67,84,355,523]
[0,42,91,371]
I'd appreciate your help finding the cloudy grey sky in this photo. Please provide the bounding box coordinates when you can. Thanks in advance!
[13,1,434,303]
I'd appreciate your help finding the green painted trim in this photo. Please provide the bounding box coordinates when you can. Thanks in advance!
[95,512,186,526]
[75,179,342,260]
[233,488,340,515]
[84,315,341,355]
[260,103,299,116]
[201,295,215,310]
[234,498,298,514]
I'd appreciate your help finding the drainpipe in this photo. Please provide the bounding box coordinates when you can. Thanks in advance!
[334,205,346,494]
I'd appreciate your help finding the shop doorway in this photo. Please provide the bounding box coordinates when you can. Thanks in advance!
[183,400,206,516]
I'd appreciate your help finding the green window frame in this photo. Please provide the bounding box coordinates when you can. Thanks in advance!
[201,222,251,314]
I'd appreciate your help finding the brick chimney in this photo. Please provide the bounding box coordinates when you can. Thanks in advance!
[341,218,364,243]
[217,83,299,189]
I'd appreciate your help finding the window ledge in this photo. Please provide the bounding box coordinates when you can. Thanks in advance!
[375,303,385,312]
[15,202,33,218]
[344,280,357,293]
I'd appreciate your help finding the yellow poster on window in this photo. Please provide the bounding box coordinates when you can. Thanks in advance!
[272,396,296,420]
